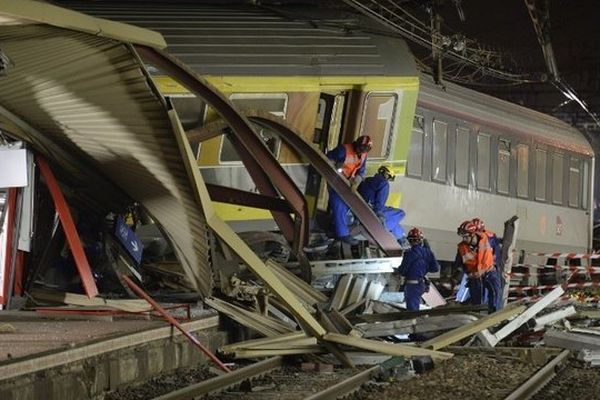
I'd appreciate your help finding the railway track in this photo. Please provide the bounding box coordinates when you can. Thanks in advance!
[152,357,380,400]
[503,350,570,400]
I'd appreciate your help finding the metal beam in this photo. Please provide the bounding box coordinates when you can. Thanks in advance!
[135,45,309,254]
[206,183,292,213]
[249,115,403,256]
[420,301,527,350]
[37,157,98,298]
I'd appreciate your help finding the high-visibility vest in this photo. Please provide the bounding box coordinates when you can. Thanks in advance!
[341,144,367,178]
[457,233,494,274]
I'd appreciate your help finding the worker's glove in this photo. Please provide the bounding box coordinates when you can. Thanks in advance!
[350,175,363,191]
[334,161,344,172]
[350,179,361,191]
[423,276,431,293]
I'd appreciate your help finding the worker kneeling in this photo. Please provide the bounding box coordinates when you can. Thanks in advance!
[397,228,440,311]
[456,220,502,312]
[358,165,407,244]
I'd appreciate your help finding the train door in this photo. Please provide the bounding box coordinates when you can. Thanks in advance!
[305,92,346,217]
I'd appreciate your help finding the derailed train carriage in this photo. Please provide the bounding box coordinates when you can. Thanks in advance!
[63,2,594,265]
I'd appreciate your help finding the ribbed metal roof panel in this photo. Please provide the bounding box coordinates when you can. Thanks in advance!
[0,23,212,295]
[58,2,417,77]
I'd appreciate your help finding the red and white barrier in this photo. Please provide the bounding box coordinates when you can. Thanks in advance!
[509,281,600,293]
[527,252,600,259]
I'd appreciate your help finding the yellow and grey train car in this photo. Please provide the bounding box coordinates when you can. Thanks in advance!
[63,2,594,262]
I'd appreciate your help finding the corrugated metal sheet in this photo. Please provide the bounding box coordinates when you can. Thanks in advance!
[58,1,417,76]
[0,22,212,295]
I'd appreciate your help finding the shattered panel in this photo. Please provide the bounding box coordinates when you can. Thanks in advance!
[0,24,211,295]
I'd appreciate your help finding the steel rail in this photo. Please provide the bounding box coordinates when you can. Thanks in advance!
[503,349,570,400]
[152,357,283,400]
[304,365,381,400]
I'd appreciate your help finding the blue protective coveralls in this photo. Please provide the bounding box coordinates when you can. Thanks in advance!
[398,244,440,311]
[326,144,367,238]
[484,230,503,310]
[455,233,502,312]
[358,173,406,239]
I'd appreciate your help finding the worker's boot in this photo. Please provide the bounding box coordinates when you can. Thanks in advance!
[339,235,359,246]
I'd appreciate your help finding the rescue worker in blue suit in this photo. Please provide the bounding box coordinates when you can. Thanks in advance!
[455,220,502,312]
[326,135,372,245]
[398,228,440,311]
[358,165,406,242]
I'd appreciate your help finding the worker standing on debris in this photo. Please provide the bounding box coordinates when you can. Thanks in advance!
[358,165,407,246]
[326,135,372,245]
[398,228,440,311]
[472,218,501,271]
[472,217,503,310]
[456,220,502,312]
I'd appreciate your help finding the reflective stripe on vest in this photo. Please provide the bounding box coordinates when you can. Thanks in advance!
[341,143,366,179]
[458,233,494,274]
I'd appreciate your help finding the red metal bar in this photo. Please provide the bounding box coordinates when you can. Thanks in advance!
[13,250,24,296]
[1,188,17,306]
[121,275,231,373]
[37,156,99,298]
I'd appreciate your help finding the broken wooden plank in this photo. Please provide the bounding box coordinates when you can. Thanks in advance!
[204,297,293,337]
[359,314,479,338]
[266,259,327,305]
[355,304,488,323]
[345,276,368,306]
[500,216,519,308]
[30,288,151,313]
[533,306,577,331]
[220,332,308,353]
[544,329,600,350]
[324,332,453,362]
[328,274,353,311]
[420,301,526,350]
[481,286,564,347]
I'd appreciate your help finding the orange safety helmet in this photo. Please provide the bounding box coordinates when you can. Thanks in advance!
[407,227,424,244]
[353,135,373,154]
[457,220,477,235]
[471,217,485,232]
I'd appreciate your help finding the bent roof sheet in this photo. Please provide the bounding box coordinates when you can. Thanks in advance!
[0,3,212,295]
[58,1,417,77]
[0,0,166,48]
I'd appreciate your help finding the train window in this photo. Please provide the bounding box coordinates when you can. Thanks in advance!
[517,144,529,198]
[569,157,581,207]
[476,133,491,191]
[170,96,207,158]
[407,114,424,177]
[497,139,510,195]
[455,127,470,187]
[535,149,547,201]
[432,120,447,182]
[359,93,397,158]
[582,160,589,209]
[220,94,287,163]
[552,153,564,205]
